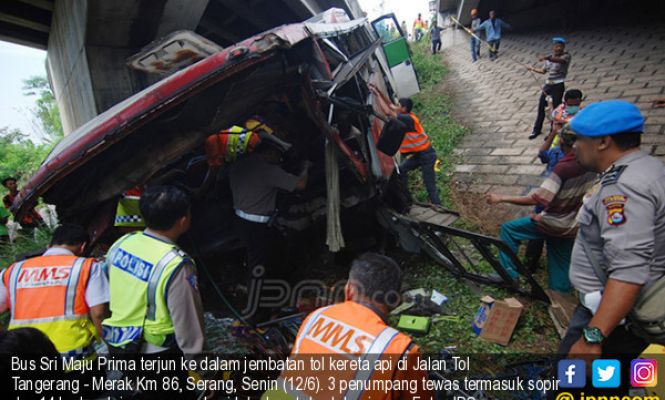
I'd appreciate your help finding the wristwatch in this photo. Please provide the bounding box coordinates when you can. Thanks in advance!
[583,327,605,344]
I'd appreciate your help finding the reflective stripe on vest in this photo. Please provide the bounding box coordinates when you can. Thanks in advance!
[206,126,259,166]
[293,306,331,353]
[146,249,180,320]
[273,327,403,400]
[103,232,186,348]
[115,195,144,227]
[9,258,87,325]
[347,326,400,400]
[400,112,430,153]
[5,256,96,356]
[274,303,412,400]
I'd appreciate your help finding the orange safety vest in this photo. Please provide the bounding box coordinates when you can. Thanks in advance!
[275,301,415,400]
[2,255,97,357]
[399,112,431,154]
[205,126,261,167]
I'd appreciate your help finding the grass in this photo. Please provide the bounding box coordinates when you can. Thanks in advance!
[398,40,559,355]
[0,228,52,329]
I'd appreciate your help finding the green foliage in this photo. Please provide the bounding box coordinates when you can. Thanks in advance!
[0,228,52,268]
[22,76,64,144]
[0,127,52,182]
[1,75,62,182]
[398,41,559,354]
[408,41,467,208]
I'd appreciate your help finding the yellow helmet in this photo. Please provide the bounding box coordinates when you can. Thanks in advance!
[244,116,273,135]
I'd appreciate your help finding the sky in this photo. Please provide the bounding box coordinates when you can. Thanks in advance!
[0,0,430,140]
[0,41,47,139]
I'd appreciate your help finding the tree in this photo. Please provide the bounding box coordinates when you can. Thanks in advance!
[0,127,50,182]
[0,76,62,184]
[22,76,64,144]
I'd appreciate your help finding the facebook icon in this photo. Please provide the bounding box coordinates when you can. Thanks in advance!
[558,360,586,388]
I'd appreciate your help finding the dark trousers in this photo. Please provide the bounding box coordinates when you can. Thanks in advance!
[234,215,274,270]
[533,82,565,134]
[432,40,441,54]
[488,39,500,59]
[400,146,441,205]
[549,305,648,398]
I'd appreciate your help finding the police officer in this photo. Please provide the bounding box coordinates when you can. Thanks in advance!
[103,185,204,399]
[559,101,665,393]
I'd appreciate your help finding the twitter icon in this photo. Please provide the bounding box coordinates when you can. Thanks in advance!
[593,360,621,388]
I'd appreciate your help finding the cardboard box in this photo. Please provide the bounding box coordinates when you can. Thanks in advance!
[546,289,578,338]
[472,295,524,346]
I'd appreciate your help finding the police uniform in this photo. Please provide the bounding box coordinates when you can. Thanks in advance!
[556,101,665,395]
[102,229,204,399]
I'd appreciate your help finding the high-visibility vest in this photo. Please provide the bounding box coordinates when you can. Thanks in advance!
[399,112,431,154]
[102,232,189,348]
[114,187,144,228]
[2,255,97,357]
[263,301,414,400]
[205,125,261,167]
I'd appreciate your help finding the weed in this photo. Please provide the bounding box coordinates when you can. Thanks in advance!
[400,41,559,354]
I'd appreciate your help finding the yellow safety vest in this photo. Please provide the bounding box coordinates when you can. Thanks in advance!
[102,232,189,348]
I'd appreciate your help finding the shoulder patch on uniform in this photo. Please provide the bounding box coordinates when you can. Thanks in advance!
[600,165,627,187]
[606,202,627,226]
[186,273,198,290]
[602,195,627,206]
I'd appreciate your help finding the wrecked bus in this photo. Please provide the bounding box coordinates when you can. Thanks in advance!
[11,9,547,306]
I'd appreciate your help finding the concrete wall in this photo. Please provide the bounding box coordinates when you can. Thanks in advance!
[46,0,97,135]
[46,0,363,135]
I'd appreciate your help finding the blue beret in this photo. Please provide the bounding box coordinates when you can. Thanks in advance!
[552,37,566,44]
[569,100,644,137]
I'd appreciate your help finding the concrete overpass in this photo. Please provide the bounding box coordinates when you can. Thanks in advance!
[0,0,363,134]
[435,0,664,30]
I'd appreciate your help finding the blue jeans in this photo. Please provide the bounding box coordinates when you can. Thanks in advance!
[488,39,500,59]
[470,37,480,61]
[399,146,441,205]
[498,217,573,292]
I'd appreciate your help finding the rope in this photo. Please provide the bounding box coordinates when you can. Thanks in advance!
[325,139,345,252]
[449,16,548,92]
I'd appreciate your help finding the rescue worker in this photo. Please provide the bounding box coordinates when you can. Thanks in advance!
[198,116,293,199]
[413,13,426,41]
[527,37,572,139]
[0,224,108,355]
[469,8,481,62]
[263,253,433,400]
[228,121,308,271]
[524,89,584,269]
[102,185,204,399]
[114,185,145,232]
[0,224,109,396]
[370,84,441,205]
[474,10,511,60]
[2,176,44,236]
[204,122,263,168]
[557,101,665,395]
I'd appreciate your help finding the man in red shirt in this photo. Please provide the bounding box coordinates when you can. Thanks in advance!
[2,177,43,235]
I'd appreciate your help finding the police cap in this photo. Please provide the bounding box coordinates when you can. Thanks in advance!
[568,100,644,137]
